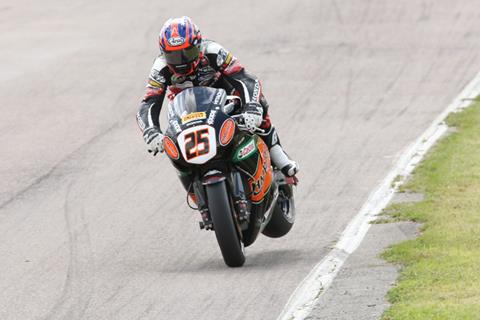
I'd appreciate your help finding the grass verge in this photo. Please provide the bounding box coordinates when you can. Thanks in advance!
[381,100,480,319]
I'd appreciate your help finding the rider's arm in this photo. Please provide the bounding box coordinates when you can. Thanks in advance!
[137,94,164,133]
[223,66,272,132]
[224,68,262,105]
[206,41,270,130]
[215,51,262,107]
[203,41,259,106]
[136,56,169,135]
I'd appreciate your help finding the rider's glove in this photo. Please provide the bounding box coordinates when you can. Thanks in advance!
[243,102,263,132]
[143,127,164,156]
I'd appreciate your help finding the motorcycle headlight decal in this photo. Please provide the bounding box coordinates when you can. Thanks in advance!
[219,118,235,146]
[177,125,217,164]
[163,136,180,160]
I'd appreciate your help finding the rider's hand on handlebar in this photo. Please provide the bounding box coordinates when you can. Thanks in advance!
[144,127,164,156]
[243,102,263,133]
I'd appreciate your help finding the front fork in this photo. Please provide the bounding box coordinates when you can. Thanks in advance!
[178,171,213,230]
[229,170,251,229]
[189,170,251,232]
[193,181,212,230]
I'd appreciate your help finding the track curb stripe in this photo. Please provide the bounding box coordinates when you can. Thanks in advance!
[277,70,480,320]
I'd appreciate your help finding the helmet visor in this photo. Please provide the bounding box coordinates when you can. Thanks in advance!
[164,45,200,65]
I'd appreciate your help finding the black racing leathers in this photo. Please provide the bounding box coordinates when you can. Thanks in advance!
[136,39,281,148]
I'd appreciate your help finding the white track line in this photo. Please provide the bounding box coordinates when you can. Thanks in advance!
[277,70,480,320]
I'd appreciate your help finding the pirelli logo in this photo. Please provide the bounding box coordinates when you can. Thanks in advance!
[181,112,206,124]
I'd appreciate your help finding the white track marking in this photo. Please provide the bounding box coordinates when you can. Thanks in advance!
[277,70,480,320]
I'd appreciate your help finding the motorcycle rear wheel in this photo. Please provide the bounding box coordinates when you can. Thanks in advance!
[262,184,295,238]
[206,181,246,267]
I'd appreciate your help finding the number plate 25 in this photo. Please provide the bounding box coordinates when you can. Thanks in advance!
[177,125,217,164]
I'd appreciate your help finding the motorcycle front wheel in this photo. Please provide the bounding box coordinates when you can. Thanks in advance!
[206,181,245,267]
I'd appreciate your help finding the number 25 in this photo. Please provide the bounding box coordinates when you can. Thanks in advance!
[184,128,210,160]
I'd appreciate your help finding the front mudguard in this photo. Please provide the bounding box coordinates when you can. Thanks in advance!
[202,170,227,186]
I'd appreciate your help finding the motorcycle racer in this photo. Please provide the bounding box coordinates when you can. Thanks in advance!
[136,16,299,179]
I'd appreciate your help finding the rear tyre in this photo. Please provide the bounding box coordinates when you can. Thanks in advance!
[262,184,295,238]
[206,181,245,267]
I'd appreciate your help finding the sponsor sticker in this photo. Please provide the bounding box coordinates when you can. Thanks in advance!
[213,90,223,104]
[219,118,235,146]
[163,136,179,160]
[170,120,182,133]
[181,112,207,124]
[168,37,185,46]
[136,114,145,130]
[207,110,217,125]
[251,80,260,102]
[238,139,256,160]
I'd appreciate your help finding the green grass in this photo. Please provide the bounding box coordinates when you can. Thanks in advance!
[373,202,418,224]
[381,100,480,320]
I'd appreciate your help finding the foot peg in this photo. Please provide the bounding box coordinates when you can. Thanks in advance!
[285,175,299,186]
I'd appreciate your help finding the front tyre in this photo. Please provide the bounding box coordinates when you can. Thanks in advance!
[206,181,245,267]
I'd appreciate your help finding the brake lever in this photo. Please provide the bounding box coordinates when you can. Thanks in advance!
[253,127,266,133]
[231,115,265,134]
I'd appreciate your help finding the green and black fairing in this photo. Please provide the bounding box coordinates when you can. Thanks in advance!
[229,132,278,246]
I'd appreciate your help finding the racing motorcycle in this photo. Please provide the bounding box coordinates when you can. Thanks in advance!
[162,87,296,267]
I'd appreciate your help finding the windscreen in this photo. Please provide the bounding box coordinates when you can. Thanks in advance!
[170,87,227,119]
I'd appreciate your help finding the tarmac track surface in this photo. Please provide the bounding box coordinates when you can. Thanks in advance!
[1,1,480,319]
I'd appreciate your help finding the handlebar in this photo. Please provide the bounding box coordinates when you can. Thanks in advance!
[231,114,265,134]
[223,95,265,134]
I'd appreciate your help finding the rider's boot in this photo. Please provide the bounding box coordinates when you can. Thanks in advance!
[270,144,299,177]
[257,126,299,177]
